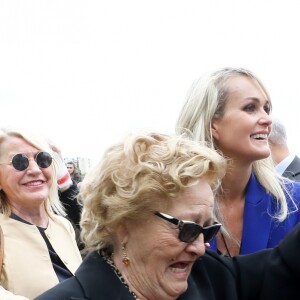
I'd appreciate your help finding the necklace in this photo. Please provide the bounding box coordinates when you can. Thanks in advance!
[101,250,138,299]
[220,233,232,258]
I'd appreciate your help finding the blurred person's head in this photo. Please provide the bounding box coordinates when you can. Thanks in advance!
[268,117,287,145]
[67,161,77,176]
[79,132,226,299]
[268,117,290,165]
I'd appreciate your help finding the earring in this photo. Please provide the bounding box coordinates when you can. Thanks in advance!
[122,244,130,266]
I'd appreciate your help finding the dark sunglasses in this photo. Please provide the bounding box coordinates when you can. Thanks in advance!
[154,211,221,243]
[1,152,53,171]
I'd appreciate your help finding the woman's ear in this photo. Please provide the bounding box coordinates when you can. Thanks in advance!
[211,121,220,140]
[116,224,129,245]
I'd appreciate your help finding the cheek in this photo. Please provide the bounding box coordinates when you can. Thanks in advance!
[43,168,54,183]
[2,172,20,188]
[144,233,182,262]
[0,173,21,198]
[132,226,180,259]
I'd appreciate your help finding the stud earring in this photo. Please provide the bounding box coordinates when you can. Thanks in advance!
[122,244,130,266]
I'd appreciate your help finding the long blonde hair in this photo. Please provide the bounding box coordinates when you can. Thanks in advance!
[176,67,294,221]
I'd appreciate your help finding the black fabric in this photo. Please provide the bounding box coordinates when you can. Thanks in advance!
[59,182,81,228]
[283,155,300,182]
[72,173,82,185]
[35,252,133,300]
[38,227,73,282]
[59,183,83,250]
[34,223,300,300]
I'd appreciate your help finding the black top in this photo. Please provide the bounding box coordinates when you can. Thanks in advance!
[59,182,81,228]
[34,223,300,300]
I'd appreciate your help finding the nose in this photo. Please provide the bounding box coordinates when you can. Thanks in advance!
[259,110,272,126]
[185,234,206,256]
[26,158,42,173]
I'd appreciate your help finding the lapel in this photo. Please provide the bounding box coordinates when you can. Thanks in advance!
[283,155,300,179]
[240,173,272,254]
[75,252,134,300]
[210,173,272,254]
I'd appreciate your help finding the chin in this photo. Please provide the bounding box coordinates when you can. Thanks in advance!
[260,151,271,159]
[31,193,48,203]
[251,149,271,161]
[170,281,188,296]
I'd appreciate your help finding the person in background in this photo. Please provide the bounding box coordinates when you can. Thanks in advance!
[0,127,82,300]
[67,161,82,185]
[176,67,300,256]
[268,117,300,181]
[49,145,82,247]
[35,132,300,300]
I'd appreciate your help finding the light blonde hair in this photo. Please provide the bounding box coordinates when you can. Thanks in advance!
[79,132,226,252]
[176,67,294,221]
[0,127,65,217]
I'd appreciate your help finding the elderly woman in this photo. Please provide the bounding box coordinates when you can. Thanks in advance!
[0,127,82,299]
[34,132,300,300]
[35,132,225,299]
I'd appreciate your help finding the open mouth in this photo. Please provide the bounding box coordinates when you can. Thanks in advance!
[169,262,189,273]
[251,133,268,140]
[24,180,44,187]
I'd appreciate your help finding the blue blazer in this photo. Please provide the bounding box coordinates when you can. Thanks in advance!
[210,173,300,254]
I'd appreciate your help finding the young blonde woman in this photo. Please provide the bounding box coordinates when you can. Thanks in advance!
[176,67,300,256]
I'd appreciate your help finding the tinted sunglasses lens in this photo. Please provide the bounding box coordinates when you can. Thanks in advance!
[203,224,221,243]
[179,223,201,243]
[36,152,52,168]
[12,154,29,171]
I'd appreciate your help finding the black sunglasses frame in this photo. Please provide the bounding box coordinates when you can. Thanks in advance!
[2,151,53,171]
[154,211,221,243]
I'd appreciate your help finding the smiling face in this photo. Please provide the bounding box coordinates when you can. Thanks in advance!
[116,179,215,299]
[0,136,53,212]
[211,75,272,163]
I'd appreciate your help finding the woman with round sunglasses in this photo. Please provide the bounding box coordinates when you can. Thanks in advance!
[0,127,82,299]
[34,132,300,300]
[176,67,300,256]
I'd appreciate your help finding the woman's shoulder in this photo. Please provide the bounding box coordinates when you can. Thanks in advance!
[49,214,74,231]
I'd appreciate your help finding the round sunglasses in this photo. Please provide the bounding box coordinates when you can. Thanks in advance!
[0,152,53,171]
[154,211,221,243]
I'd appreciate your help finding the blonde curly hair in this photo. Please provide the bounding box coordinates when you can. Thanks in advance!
[79,132,226,252]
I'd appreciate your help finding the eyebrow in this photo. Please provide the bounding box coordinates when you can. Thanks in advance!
[244,97,270,104]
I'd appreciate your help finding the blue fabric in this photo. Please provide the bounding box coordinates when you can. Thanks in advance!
[210,173,300,254]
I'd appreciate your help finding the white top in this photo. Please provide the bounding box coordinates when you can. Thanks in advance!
[276,154,296,175]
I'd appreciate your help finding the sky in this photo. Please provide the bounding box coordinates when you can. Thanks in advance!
[1,0,300,166]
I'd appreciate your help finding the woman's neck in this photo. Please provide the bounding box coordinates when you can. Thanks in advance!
[220,162,252,203]
[216,161,253,256]
[11,206,49,228]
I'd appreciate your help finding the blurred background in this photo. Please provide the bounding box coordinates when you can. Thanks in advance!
[1,0,299,173]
